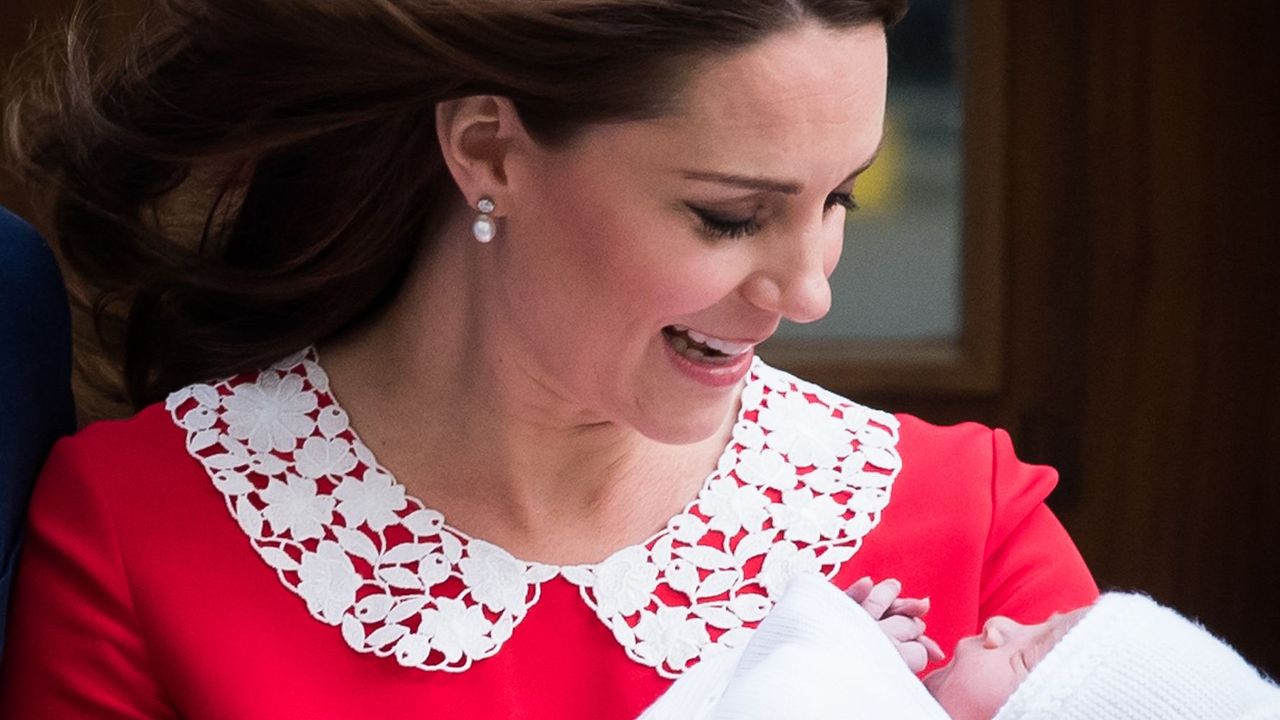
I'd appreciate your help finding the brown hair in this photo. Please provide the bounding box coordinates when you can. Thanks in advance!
[5,0,907,413]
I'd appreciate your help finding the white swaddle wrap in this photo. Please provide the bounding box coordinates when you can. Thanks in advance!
[637,573,950,720]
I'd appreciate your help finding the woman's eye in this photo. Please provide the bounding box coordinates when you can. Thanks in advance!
[688,192,855,240]
[689,206,761,239]
[825,190,859,212]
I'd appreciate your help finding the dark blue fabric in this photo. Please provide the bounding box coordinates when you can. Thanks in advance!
[0,206,75,656]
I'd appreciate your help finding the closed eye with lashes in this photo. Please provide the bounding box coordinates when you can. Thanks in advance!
[689,191,859,240]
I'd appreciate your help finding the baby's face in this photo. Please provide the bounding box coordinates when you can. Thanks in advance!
[922,607,1089,720]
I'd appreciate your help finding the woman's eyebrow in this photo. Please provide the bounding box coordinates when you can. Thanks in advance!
[678,170,804,195]
[676,137,886,195]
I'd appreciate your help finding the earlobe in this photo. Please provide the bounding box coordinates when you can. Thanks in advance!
[435,95,527,215]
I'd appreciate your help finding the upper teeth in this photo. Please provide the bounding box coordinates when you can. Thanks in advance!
[672,325,754,356]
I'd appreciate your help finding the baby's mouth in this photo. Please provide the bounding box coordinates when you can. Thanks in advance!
[921,659,952,693]
[662,325,753,365]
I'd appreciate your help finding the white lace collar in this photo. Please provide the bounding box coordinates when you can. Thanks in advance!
[166,348,902,678]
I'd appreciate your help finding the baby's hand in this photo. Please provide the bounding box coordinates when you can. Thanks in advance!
[845,577,946,673]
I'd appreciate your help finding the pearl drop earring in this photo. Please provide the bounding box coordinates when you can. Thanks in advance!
[473,197,497,243]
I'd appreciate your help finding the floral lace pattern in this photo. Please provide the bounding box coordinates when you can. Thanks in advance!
[168,349,901,678]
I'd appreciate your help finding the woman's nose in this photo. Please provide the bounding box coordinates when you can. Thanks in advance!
[739,224,835,324]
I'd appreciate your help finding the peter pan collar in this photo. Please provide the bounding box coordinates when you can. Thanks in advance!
[166,348,901,678]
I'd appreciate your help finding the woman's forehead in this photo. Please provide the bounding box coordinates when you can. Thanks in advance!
[675,22,887,120]
[612,22,888,185]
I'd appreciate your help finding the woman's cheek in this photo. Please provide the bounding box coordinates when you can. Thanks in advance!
[641,256,745,317]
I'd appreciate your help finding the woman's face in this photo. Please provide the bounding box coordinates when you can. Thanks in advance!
[922,608,1090,720]
[496,21,887,443]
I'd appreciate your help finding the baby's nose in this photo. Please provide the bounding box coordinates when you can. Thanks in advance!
[980,616,1021,648]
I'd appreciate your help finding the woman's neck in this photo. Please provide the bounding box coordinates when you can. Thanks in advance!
[317,216,733,563]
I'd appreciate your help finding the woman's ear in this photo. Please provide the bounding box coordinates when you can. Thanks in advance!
[435,95,529,216]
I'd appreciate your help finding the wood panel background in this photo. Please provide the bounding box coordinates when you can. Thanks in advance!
[4,0,1279,676]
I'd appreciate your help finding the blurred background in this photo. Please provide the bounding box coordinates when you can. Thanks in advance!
[3,0,1278,675]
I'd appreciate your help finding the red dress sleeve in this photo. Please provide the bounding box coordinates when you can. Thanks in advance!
[0,436,176,718]
[978,428,1098,621]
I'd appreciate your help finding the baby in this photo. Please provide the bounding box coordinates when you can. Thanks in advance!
[640,574,1280,720]
[845,575,1090,719]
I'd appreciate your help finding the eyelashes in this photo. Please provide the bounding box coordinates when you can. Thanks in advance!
[694,210,761,239]
[827,191,859,213]
[691,191,859,240]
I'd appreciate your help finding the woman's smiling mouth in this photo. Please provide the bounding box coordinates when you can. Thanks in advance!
[663,325,755,363]
[660,325,759,388]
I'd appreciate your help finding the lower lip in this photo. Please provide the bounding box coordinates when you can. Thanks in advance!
[661,334,755,388]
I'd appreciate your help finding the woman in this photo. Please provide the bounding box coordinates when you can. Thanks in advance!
[0,1,1097,717]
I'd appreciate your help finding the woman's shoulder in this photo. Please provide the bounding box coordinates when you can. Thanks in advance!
[37,402,198,515]
[45,350,337,525]
[893,413,1021,468]
[56,347,316,470]
[55,401,186,463]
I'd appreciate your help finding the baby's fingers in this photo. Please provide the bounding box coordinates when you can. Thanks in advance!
[860,578,903,620]
[896,640,929,674]
[878,614,924,642]
[887,596,930,619]
[919,633,946,663]
[844,576,875,605]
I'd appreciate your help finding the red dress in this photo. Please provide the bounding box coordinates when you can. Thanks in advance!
[0,353,1096,719]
